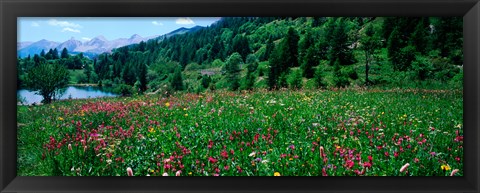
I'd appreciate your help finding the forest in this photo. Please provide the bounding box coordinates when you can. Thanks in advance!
[17,17,463,99]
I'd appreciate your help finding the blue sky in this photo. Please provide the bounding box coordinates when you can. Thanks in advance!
[18,17,221,43]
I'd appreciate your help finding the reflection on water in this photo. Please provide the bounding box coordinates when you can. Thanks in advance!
[17,86,118,105]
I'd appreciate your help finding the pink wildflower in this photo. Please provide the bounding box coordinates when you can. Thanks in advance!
[450,169,459,176]
[127,167,134,176]
[399,163,410,173]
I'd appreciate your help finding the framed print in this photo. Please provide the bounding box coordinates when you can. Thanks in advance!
[1,0,479,192]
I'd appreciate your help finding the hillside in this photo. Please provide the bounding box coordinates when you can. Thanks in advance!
[17,17,463,94]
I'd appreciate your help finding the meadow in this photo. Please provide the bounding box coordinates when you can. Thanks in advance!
[17,88,463,176]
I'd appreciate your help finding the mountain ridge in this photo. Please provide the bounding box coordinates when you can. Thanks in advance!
[17,26,204,58]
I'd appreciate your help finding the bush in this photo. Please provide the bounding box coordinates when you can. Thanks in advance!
[287,70,303,89]
[114,84,134,96]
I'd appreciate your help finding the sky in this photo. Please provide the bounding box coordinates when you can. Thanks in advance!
[18,17,221,43]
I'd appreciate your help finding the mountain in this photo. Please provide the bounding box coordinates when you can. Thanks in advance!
[55,37,82,52]
[18,39,60,57]
[164,25,203,38]
[17,42,33,50]
[17,26,204,58]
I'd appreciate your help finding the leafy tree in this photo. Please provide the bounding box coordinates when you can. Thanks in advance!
[359,24,381,85]
[25,62,69,104]
[225,52,243,91]
[170,66,185,91]
[232,34,251,60]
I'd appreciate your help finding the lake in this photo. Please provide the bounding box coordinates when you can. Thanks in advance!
[17,86,118,105]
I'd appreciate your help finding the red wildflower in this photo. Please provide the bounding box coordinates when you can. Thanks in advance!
[208,157,218,163]
[394,151,399,158]
[220,150,229,159]
[345,160,354,169]
[363,162,372,168]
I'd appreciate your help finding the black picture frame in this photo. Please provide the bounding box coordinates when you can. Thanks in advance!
[1,0,479,192]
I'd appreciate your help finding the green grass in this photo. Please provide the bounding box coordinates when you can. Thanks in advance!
[17,88,463,176]
[68,69,85,84]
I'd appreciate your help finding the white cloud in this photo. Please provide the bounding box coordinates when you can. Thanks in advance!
[48,19,82,28]
[61,28,81,33]
[31,22,40,27]
[176,17,195,25]
[82,37,91,41]
[152,21,163,26]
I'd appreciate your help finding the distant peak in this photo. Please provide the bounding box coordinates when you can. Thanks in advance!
[70,37,75,40]
[130,34,142,39]
[94,35,107,41]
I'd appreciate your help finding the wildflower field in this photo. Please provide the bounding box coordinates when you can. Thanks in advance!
[17,89,463,176]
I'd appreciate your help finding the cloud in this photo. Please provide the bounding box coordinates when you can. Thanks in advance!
[31,22,40,27]
[82,37,91,41]
[152,21,163,26]
[176,17,195,25]
[61,28,81,33]
[48,19,82,28]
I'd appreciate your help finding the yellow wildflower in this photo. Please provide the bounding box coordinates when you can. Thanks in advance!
[165,102,170,107]
[57,117,64,121]
[274,172,281,176]
[441,164,451,171]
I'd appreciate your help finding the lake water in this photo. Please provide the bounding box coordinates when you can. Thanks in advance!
[17,86,118,105]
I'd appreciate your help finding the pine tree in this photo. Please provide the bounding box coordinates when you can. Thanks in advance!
[137,64,148,92]
[170,66,185,91]
[40,49,46,58]
[61,48,69,59]
[328,18,355,66]
[52,48,59,59]
[285,27,299,67]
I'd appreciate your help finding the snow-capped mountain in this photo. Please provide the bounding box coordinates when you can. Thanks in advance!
[17,26,204,58]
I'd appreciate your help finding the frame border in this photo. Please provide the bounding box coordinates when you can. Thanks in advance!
[1,0,479,192]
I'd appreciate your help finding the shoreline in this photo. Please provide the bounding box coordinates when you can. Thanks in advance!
[68,83,99,87]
